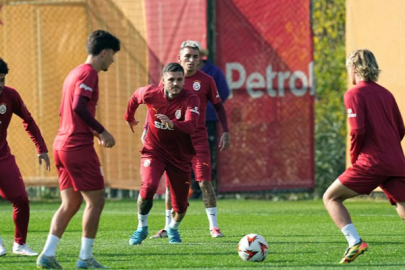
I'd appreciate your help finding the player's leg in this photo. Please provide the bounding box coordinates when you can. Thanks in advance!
[38,150,82,269]
[396,202,405,221]
[379,176,405,222]
[165,165,191,243]
[193,148,223,237]
[151,178,171,239]
[129,156,165,245]
[0,155,37,256]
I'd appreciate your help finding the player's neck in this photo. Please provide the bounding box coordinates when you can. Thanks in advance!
[85,55,101,73]
[185,69,197,77]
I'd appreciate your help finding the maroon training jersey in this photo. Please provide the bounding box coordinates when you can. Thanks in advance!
[344,81,405,175]
[0,86,48,157]
[53,64,99,151]
[184,70,221,143]
[125,85,200,171]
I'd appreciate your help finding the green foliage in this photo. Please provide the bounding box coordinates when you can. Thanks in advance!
[1,199,402,269]
[312,0,347,196]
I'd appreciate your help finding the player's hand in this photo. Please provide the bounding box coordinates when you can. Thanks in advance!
[126,120,139,133]
[92,130,102,144]
[99,130,116,148]
[141,129,147,144]
[155,114,173,129]
[219,132,230,151]
[38,152,51,171]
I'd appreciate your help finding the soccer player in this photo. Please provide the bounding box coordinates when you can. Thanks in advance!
[0,58,50,257]
[323,49,405,264]
[149,40,230,239]
[125,62,200,245]
[36,30,120,269]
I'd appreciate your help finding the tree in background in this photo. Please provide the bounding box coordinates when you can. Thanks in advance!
[312,0,347,196]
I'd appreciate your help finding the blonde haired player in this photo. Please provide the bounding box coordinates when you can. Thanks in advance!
[323,49,405,263]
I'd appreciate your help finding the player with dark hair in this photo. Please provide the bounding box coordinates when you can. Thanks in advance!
[323,49,405,264]
[148,40,230,239]
[37,30,120,269]
[125,62,200,245]
[0,58,50,257]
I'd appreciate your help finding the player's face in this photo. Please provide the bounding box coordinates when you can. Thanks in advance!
[0,74,5,95]
[101,49,116,72]
[162,71,184,99]
[178,48,200,73]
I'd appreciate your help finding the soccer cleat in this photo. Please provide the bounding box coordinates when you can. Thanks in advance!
[149,229,168,239]
[36,254,63,269]
[167,227,182,244]
[13,242,38,256]
[210,227,224,238]
[0,241,6,257]
[129,226,148,245]
[339,239,369,264]
[76,257,109,269]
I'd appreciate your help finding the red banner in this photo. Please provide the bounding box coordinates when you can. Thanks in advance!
[145,0,207,85]
[216,0,314,192]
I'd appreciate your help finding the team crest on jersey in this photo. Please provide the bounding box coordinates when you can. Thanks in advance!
[175,109,182,119]
[0,103,6,114]
[144,159,151,167]
[193,80,201,91]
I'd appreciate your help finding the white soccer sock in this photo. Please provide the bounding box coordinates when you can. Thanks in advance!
[79,237,94,260]
[169,220,181,230]
[137,213,149,228]
[341,223,360,247]
[42,234,60,257]
[165,209,172,231]
[205,207,219,229]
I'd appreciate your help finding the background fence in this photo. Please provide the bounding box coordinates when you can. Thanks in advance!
[0,0,314,193]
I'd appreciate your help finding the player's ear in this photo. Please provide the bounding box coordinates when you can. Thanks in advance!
[177,54,181,63]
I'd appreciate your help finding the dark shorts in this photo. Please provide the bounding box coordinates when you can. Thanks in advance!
[0,154,27,200]
[339,165,405,205]
[54,147,104,192]
[141,156,190,213]
[192,140,211,182]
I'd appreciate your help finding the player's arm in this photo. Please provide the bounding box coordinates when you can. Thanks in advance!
[344,91,366,165]
[141,111,149,144]
[171,95,200,134]
[125,87,147,133]
[13,91,51,171]
[213,102,230,151]
[393,100,405,140]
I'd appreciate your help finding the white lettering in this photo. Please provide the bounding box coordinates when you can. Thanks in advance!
[154,121,173,130]
[246,72,265,99]
[226,62,314,99]
[226,63,246,98]
[80,83,93,92]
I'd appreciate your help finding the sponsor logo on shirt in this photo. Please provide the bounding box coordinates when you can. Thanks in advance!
[144,159,151,167]
[175,109,181,119]
[190,106,200,114]
[347,108,356,118]
[0,103,6,114]
[80,83,93,92]
[193,80,201,91]
[154,121,174,130]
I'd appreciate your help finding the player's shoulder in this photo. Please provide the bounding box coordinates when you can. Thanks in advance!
[182,88,200,102]
[2,86,20,99]
[73,64,98,78]
[196,69,214,82]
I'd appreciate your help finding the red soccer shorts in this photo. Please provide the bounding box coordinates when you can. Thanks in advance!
[54,146,104,192]
[191,140,211,182]
[339,164,405,205]
[0,154,27,200]
[141,155,190,213]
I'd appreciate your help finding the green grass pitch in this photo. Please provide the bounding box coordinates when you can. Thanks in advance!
[0,198,405,269]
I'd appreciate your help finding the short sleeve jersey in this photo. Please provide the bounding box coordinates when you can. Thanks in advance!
[0,86,48,157]
[344,81,405,175]
[184,70,222,143]
[53,64,99,150]
[125,85,200,171]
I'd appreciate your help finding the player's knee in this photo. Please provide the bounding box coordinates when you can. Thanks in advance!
[172,201,188,213]
[10,193,29,209]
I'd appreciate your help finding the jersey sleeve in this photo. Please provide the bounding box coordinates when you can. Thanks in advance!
[344,90,366,164]
[13,91,48,154]
[125,87,147,122]
[172,95,200,134]
[74,70,98,100]
[207,76,222,105]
